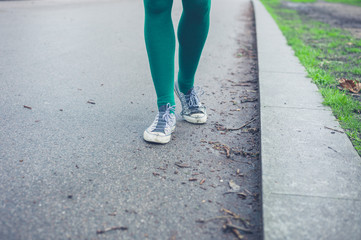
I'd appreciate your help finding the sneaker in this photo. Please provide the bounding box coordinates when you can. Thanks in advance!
[143,104,176,144]
[175,82,207,124]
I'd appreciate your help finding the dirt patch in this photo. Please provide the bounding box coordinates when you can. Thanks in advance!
[282,0,361,38]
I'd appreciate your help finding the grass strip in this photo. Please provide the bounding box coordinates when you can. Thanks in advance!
[279,0,361,6]
[325,0,361,7]
[260,0,361,154]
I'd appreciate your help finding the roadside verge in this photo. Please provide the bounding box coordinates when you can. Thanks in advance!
[252,0,361,239]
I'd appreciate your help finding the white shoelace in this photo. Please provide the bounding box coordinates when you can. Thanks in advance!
[151,104,175,133]
[163,103,176,123]
[187,87,204,108]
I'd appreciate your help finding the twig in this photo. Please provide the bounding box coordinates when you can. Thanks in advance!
[221,208,249,226]
[226,223,253,233]
[225,118,256,131]
[232,83,251,86]
[244,189,252,195]
[175,162,191,168]
[221,208,239,218]
[96,226,128,234]
[224,145,231,158]
[241,98,257,103]
[196,215,242,223]
[226,219,244,239]
[324,126,344,134]
[208,141,232,158]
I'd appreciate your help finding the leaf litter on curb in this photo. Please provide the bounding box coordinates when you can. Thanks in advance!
[197,208,252,239]
[215,118,256,132]
[208,141,231,158]
[208,141,259,158]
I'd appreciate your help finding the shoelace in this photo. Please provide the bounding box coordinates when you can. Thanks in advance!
[187,87,204,108]
[152,104,175,132]
[162,103,176,124]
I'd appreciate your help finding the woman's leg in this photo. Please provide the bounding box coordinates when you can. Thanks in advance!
[143,0,175,107]
[177,0,211,94]
[143,0,177,144]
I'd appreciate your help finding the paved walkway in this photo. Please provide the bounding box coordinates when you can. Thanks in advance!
[0,0,262,239]
[253,0,361,239]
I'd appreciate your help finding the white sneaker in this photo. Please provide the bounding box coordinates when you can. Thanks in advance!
[175,82,207,124]
[143,104,176,144]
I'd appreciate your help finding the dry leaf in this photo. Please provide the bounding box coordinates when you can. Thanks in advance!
[339,78,361,93]
[229,180,241,192]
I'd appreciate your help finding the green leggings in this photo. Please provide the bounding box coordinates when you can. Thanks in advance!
[143,0,211,108]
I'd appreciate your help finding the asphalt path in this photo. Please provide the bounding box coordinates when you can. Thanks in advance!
[0,0,262,239]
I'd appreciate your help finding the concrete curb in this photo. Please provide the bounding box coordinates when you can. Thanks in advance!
[252,0,361,239]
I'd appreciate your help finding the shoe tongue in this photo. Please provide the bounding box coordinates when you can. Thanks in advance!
[158,105,167,113]
[186,87,194,95]
[153,105,169,134]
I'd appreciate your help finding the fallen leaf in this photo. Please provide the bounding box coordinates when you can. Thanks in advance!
[339,78,361,93]
[229,180,241,192]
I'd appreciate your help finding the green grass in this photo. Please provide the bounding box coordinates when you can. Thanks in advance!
[261,0,361,154]
[288,0,315,2]
[277,0,361,6]
[325,0,361,7]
